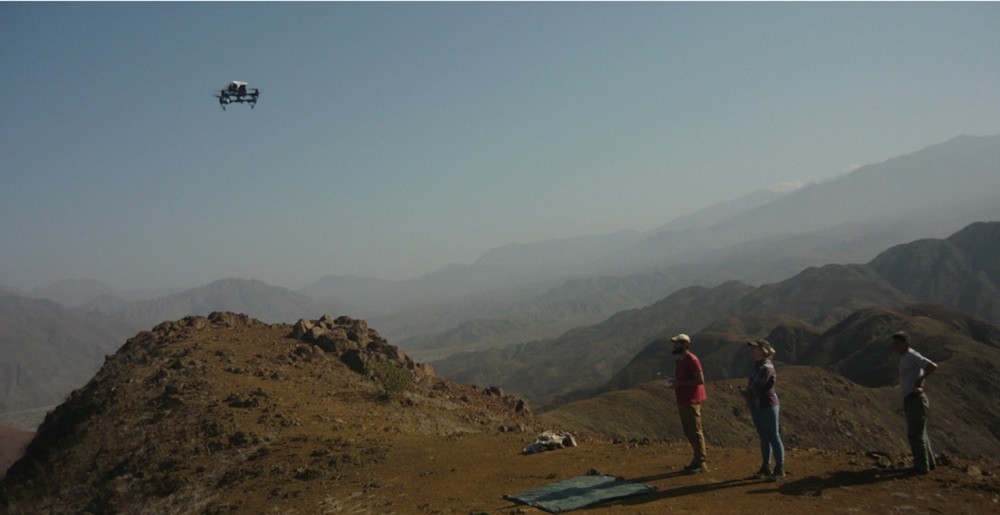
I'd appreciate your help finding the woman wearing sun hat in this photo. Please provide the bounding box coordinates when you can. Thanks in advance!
[743,338,785,482]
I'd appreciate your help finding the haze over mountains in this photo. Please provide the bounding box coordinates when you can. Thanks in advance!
[294,135,1000,318]
[2,133,999,428]
[19,134,1000,311]
[433,221,1000,407]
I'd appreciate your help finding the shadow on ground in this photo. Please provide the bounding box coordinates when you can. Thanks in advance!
[603,472,761,508]
[768,467,916,497]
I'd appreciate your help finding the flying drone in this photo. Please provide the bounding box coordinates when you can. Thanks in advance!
[214,81,259,110]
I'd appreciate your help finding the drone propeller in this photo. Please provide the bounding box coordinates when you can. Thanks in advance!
[212,92,231,110]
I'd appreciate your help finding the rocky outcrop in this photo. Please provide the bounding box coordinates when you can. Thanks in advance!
[290,315,435,379]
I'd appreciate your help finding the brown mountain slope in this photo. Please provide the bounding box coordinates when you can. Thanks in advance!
[435,262,916,407]
[870,221,1000,322]
[598,314,814,396]
[608,304,1000,388]
[0,290,134,416]
[594,305,1000,460]
[736,264,912,326]
[433,281,757,407]
[2,313,997,514]
[763,303,1000,458]
[545,365,997,461]
[0,425,32,480]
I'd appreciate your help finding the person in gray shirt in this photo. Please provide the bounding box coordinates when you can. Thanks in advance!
[891,331,938,475]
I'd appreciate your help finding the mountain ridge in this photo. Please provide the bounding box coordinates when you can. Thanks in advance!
[293,133,1000,314]
[432,221,1000,407]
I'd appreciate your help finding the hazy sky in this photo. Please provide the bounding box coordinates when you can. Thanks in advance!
[2,3,999,292]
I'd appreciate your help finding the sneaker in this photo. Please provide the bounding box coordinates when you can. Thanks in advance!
[765,470,785,482]
[753,466,771,479]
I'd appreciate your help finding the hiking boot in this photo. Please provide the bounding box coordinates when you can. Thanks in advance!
[684,463,709,474]
[753,466,771,479]
[765,469,785,482]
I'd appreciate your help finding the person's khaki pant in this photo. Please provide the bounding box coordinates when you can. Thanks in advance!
[904,392,935,473]
[678,403,707,465]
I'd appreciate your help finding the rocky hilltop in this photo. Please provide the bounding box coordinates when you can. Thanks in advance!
[0,312,537,513]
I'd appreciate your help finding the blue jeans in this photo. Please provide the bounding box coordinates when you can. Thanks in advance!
[751,405,784,471]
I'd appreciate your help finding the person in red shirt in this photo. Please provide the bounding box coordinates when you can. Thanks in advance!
[670,333,708,473]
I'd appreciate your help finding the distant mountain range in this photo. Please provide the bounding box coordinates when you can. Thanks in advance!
[299,134,1000,310]
[0,291,134,414]
[342,133,1000,357]
[81,278,342,330]
[24,278,182,306]
[432,221,1000,407]
[3,133,999,427]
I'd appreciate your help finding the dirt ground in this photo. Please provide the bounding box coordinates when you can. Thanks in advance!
[252,431,998,515]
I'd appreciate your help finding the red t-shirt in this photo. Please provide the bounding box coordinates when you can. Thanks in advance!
[675,351,707,405]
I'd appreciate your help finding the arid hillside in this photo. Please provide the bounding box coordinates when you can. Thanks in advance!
[586,304,1000,462]
[0,425,31,479]
[2,313,997,514]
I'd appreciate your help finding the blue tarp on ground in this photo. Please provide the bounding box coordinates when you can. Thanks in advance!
[506,474,656,513]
